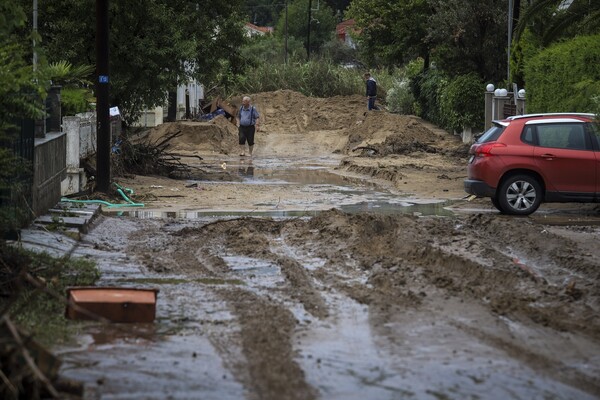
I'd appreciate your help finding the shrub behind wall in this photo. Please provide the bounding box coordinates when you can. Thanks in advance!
[440,73,484,133]
[525,34,600,113]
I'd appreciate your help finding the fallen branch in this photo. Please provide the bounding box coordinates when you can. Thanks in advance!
[152,129,182,150]
[2,316,60,398]
[167,153,203,160]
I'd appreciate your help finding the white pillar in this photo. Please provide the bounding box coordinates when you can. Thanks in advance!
[61,116,84,195]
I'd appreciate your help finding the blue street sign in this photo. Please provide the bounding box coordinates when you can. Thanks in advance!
[99,75,109,83]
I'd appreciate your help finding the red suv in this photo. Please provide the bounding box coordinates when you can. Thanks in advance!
[464,113,599,215]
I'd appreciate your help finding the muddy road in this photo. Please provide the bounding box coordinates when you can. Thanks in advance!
[55,91,600,399]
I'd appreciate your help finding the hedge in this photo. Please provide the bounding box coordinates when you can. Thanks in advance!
[524,34,600,113]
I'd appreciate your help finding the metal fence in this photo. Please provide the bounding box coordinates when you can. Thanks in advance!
[0,118,35,233]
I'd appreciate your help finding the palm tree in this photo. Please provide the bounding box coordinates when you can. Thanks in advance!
[43,61,95,116]
[515,0,600,45]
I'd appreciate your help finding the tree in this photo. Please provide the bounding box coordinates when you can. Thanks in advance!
[244,0,286,26]
[427,0,508,83]
[512,0,600,87]
[345,0,430,69]
[524,34,600,113]
[241,34,307,65]
[17,0,247,125]
[0,1,45,132]
[274,0,337,56]
[0,1,45,235]
[515,0,600,46]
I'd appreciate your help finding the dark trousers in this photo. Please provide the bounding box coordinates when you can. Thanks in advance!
[368,97,377,111]
[238,125,256,146]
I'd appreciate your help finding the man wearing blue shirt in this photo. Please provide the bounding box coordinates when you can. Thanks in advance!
[236,96,261,157]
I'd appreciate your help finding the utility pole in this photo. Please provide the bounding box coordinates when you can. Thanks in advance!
[96,0,110,192]
[285,0,288,64]
[507,0,513,83]
[33,0,37,76]
[307,0,312,61]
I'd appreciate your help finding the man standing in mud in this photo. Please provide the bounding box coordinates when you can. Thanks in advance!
[236,96,260,157]
[364,72,378,111]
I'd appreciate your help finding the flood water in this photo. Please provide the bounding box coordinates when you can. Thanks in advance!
[107,156,456,219]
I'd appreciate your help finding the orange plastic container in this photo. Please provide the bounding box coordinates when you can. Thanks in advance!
[65,287,159,323]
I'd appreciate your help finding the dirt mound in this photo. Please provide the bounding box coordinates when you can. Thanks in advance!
[141,90,459,158]
[249,90,456,155]
[145,117,238,154]
[346,113,442,153]
[248,90,365,133]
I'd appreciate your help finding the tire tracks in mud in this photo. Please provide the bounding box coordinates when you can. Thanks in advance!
[218,288,318,400]
[122,210,600,398]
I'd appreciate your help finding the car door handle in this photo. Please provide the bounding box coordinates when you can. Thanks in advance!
[540,153,556,159]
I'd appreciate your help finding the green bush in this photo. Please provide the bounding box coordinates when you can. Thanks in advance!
[386,78,415,114]
[386,59,425,115]
[592,95,600,120]
[241,34,307,66]
[319,37,361,67]
[524,34,600,113]
[0,245,100,346]
[440,73,484,132]
[230,60,365,97]
[411,68,449,128]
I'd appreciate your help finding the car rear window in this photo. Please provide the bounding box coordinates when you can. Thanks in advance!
[476,124,505,143]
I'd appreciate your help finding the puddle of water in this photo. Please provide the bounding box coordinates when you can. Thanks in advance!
[249,167,355,186]
[105,158,460,220]
[220,255,285,290]
[530,213,600,226]
[222,255,280,275]
[58,332,245,400]
[106,200,455,220]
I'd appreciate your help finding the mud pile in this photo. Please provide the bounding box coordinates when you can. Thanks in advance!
[145,117,238,154]
[141,90,460,156]
[250,90,366,133]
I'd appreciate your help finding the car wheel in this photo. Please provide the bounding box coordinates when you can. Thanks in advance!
[497,174,542,215]
[491,196,503,212]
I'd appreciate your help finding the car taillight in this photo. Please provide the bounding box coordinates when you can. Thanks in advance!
[474,142,506,157]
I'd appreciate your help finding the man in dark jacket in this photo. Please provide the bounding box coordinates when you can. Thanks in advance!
[364,72,378,111]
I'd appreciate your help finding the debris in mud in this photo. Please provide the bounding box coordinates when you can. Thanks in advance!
[0,316,81,400]
[113,129,201,178]
[0,243,99,399]
[65,287,159,323]
[565,280,583,300]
